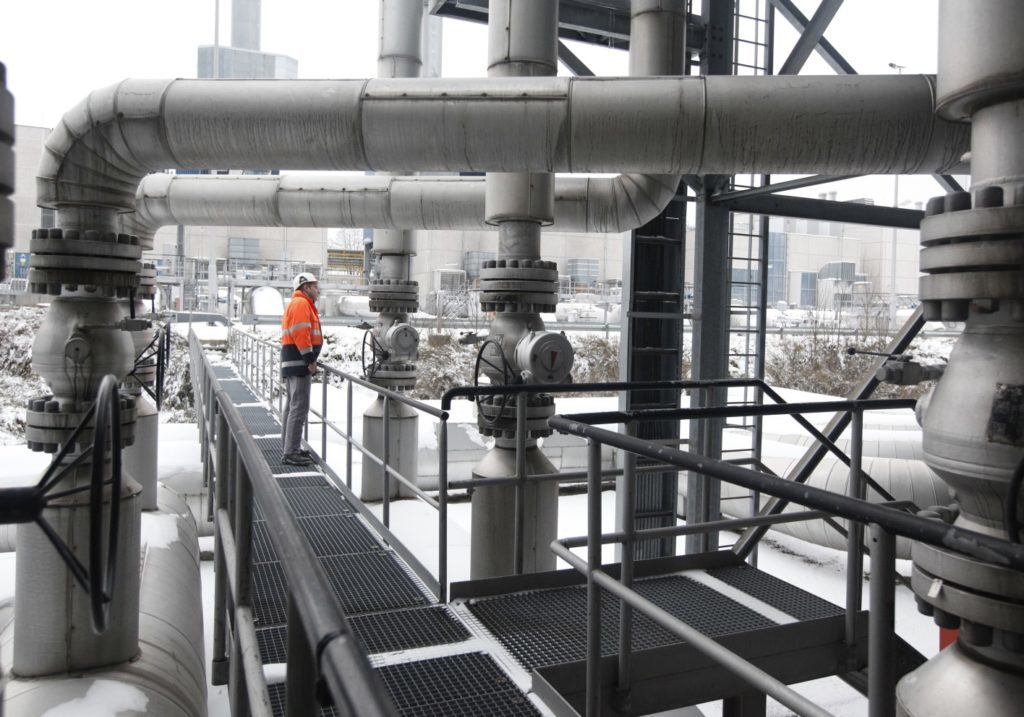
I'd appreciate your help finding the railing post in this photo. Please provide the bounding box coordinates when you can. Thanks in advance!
[514,393,528,575]
[868,523,896,717]
[211,404,231,685]
[586,438,603,717]
[845,408,865,649]
[617,425,637,710]
[383,394,391,527]
[230,452,254,717]
[439,416,449,603]
[346,379,353,489]
[286,597,317,717]
[322,371,328,460]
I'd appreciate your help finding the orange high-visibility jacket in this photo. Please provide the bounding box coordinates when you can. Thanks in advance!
[280,290,322,377]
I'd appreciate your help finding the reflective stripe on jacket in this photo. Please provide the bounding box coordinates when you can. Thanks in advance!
[280,290,323,377]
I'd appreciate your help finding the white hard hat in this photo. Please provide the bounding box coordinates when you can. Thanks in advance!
[293,272,318,290]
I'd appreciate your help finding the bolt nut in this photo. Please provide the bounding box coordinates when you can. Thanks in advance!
[944,191,971,213]
[960,620,993,647]
[974,185,1003,208]
[933,608,961,630]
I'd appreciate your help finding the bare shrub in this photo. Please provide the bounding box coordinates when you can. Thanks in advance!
[765,334,927,399]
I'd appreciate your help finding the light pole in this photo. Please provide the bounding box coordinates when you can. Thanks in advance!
[888,62,905,329]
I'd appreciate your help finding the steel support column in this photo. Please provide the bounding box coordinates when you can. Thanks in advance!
[684,0,735,555]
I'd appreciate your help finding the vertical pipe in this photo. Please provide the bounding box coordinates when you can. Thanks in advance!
[346,380,353,489]
[285,597,316,717]
[845,409,865,646]
[868,524,896,717]
[439,417,449,603]
[211,409,230,686]
[383,394,391,527]
[586,438,603,717]
[514,394,528,575]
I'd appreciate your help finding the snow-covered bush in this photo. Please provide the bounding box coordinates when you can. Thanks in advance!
[410,336,476,400]
[160,332,196,423]
[764,334,942,399]
[0,307,48,444]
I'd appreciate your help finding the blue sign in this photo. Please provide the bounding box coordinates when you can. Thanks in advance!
[14,252,29,279]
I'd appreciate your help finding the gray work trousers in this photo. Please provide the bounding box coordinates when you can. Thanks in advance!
[282,373,311,455]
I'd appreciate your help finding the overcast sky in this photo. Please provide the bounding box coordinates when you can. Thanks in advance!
[1,0,956,207]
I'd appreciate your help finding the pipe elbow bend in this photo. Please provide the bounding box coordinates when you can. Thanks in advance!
[37,79,176,211]
[585,173,679,233]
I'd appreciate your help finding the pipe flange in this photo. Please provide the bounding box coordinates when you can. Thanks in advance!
[24,394,138,453]
[477,393,556,438]
[368,279,419,313]
[367,362,417,391]
[136,263,158,299]
[920,188,1024,320]
[479,295,558,314]
[29,228,142,297]
[479,261,558,313]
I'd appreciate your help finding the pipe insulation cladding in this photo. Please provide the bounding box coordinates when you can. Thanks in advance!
[120,172,679,247]
[38,74,969,214]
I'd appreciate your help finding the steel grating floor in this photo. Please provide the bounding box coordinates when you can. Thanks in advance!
[280,485,354,517]
[267,683,336,717]
[320,552,432,615]
[254,437,320,474]
[238,406,281,435]
[467,574,776,672]
[256,606,470,664]
[221,381,259,404]
[297,514,381,557]
[708,564,843,621]
[377,653,541,717]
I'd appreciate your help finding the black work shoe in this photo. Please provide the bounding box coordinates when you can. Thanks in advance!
[282,452,312,466]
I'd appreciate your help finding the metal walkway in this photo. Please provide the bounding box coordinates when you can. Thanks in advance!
[212,365,542,717]
[213,355,869,716]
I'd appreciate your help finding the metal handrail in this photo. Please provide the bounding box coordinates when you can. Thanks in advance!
[191,331,397,717]
[225,326,901,601]
[549,406,1024,717]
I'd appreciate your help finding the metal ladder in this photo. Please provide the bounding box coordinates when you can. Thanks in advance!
[720,0,774,529]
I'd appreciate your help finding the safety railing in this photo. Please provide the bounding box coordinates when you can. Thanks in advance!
[226,325,890,604]
[547,404,1024,717]
[191,331,397,717]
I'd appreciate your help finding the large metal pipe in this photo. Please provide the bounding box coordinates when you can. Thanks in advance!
[38,74,968,214]
[120,171,676,247]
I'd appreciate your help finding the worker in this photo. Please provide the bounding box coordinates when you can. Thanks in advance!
[280,272,323,465]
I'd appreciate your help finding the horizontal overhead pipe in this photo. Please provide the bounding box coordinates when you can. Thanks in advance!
[40,74,968,214]
[120,164,677,244]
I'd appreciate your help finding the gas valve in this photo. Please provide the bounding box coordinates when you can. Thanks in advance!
[514,331,573,384]
[382,323,419,363]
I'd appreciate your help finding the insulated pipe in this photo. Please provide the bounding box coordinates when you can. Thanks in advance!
[707,454,952,559]
[378,0,424,78]
[38,74,969,213]
[119,172,677,248]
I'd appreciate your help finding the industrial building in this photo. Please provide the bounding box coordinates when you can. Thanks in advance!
[0,1,1021,717]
